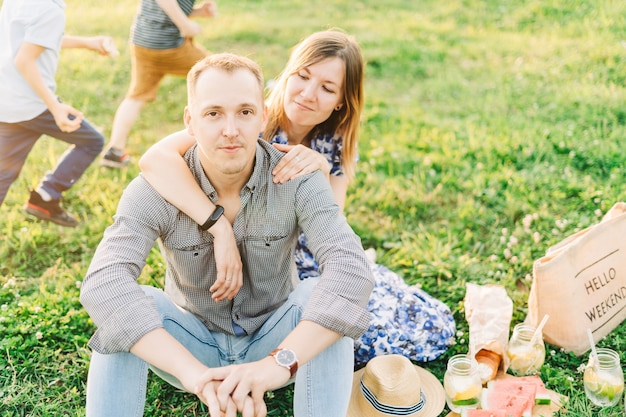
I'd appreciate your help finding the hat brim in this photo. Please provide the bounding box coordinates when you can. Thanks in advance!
[347,363,445,417]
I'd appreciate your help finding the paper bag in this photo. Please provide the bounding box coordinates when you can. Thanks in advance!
[465,283,513,382]
[528,202,626,355]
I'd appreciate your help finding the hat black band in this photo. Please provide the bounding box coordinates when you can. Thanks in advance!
[360,379,426,415]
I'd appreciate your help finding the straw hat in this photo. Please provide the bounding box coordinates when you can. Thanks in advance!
[347,354,445,417]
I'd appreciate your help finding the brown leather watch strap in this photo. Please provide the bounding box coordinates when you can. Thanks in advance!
[269,348,298,378]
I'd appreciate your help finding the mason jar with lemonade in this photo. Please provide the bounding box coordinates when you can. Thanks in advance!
[506,323,545,376]
[444,354,482,413]
[583,348,624,408]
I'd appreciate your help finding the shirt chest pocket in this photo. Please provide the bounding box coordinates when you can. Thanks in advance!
[241,234,295,283]
[166,243,217,288]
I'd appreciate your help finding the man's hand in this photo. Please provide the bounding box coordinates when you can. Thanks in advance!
[197,380,260,417]
[194,357,289,417]
[209,218,243,302]
[271,143,331,183]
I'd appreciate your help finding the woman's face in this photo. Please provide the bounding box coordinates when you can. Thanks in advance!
[284,57,345,132]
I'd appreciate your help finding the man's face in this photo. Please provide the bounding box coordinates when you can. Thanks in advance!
[185,68,266,178]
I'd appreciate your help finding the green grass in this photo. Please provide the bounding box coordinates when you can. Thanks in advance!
[1,0,626,415]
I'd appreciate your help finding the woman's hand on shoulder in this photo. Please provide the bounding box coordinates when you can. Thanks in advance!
[271,143,331,183]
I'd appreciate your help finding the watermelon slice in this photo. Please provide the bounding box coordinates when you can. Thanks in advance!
[490,376,551,405]
[481,388,533,417]
[461,410,506,417]
[516,375,552,405]
[487,378,536,410]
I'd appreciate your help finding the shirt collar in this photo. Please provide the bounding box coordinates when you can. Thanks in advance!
[187,139,278,201]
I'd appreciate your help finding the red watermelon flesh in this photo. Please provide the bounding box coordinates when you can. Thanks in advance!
[461,410,506,417]
[489,376,551,405]
[481,388,533,417]
[515,376,552,404]
[515,376,546,389]
[487,379,537,409]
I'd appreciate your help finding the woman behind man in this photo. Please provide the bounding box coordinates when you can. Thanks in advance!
[139,29,455,366]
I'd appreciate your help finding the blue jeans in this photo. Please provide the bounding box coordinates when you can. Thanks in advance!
[0,109,104,206]
[85,279,354,417]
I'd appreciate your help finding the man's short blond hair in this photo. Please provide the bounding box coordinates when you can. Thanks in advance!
[187,53,265,104]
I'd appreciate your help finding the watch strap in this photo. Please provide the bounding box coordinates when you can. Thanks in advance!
[270,348,298,378]
[200,205,224,231]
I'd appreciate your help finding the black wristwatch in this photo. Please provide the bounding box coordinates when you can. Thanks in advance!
[269,348,298,378]
[200,205,224,231]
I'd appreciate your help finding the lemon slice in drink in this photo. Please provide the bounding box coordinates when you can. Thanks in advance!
[585,369,624,401]
[454,384,481,401]
[452,385,481,405]
[508,352,535,373]
[446,379,481,406]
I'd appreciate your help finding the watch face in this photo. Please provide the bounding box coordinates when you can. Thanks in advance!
[276,349,296,366]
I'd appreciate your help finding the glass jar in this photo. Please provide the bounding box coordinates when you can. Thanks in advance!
[506,323,545,376]
[583,348,624,407]
[444,354,482,413]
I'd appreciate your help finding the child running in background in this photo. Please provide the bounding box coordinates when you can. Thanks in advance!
[100,0,217,168]
[0,0,117,227]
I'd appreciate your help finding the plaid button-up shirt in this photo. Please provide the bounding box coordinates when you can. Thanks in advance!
[81,140,374,354]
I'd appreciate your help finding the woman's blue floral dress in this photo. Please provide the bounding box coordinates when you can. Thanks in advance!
[271,129,456,366]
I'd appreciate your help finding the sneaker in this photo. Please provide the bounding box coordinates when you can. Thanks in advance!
[23,189,79,227]
[100,147,131,168]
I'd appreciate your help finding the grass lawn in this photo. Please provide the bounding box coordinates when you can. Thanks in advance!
[1,0,625,415]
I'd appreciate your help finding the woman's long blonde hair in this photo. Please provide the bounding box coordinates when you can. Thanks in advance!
[263,29,364,180]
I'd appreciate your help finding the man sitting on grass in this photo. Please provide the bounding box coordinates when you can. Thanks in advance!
[80,52,374,417]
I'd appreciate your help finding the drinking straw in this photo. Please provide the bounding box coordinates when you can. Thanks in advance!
[587,328,599,368]
[530,314,549,345]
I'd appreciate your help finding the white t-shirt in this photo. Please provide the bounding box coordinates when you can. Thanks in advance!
[0,0,66,123]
